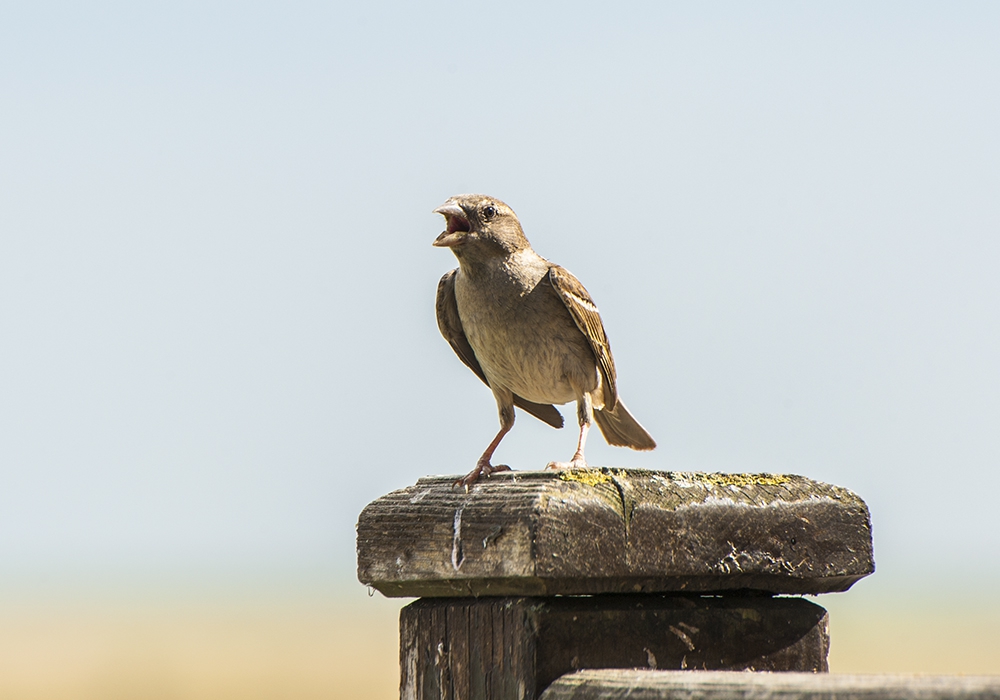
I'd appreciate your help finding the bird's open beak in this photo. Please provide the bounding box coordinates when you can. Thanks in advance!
[433,203,471,247]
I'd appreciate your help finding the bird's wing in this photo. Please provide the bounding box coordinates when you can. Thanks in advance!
[436,269,488,384]
[547,265,618,411]
[436,269,564,428]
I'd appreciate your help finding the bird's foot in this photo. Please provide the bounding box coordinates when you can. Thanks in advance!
[545,454,588,471]
[453,461,512,490]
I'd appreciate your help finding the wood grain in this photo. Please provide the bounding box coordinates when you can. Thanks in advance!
[539,669,1000,699]
[400,596,830,700]
[357,469,873,597]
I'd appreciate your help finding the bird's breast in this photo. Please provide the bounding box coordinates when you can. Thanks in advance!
[454,268,598,405]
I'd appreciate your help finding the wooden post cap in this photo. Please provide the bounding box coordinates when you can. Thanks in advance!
[356,469,874,597]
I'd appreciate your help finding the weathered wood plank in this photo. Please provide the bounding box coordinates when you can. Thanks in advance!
[539,669,1000,699]
[358,469,873,597]
[400,596,829,700]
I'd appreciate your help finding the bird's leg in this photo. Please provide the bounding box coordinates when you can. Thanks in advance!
[546,394,592,471]
[454,398,514,489]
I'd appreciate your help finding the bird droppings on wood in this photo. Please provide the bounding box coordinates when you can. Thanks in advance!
[450,506,465,572]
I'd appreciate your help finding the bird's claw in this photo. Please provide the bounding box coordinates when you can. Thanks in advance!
[453,462,512,490]
[545,455,588,471]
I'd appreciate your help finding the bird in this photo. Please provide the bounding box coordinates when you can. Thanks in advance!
[433,194,656,488]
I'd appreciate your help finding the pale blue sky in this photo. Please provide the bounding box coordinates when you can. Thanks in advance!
[1,2,998,595]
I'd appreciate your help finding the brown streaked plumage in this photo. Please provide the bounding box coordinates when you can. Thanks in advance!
[433,194,655,488]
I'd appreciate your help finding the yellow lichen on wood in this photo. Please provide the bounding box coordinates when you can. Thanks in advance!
[669,472,792,487]
[558,469,791,489]
[557,469,613,487]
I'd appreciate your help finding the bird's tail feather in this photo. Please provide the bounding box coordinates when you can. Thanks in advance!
[594,400,656,451]
[514,396,564,429]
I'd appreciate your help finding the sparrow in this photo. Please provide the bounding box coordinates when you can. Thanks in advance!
[433,194,656,488]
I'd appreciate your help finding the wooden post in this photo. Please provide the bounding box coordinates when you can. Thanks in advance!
[540,670,1000,699]
[357,469,874,700]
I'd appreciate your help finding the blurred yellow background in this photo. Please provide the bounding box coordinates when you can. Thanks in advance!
[2,586,997,700]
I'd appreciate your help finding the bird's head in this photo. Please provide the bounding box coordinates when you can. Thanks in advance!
[432,194,529,260]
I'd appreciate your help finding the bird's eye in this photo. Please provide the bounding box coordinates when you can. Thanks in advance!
[482,204,497,220]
